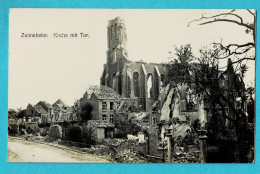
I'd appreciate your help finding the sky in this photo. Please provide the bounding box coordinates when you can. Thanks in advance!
[9,9,255,109]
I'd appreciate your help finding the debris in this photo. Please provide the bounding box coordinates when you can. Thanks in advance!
[127,134,139,141]
[48,124,62,139]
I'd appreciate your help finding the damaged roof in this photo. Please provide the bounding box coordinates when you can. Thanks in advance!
[34,105,48,114]
[53,99,69,107]
[88,85,122,99]
[53,99,71,111]
[36,101,53,108]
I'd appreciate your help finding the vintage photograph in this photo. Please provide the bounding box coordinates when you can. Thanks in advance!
[8,9,255,163]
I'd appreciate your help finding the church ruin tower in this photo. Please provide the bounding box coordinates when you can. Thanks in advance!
[107,16,128,63]
[101,17,167,111]
[101,16,129,96]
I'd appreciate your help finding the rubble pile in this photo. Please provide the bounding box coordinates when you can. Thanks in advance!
[39,128,48,136]
[20,133,45,142]
[102,138,148,163]
[48,125,62,139]
[32,133,45,141]
[93,146,117,157]
[22,134,33,140]
[172,146,200,163]
[114,149,148,163]
[44,135,60,142]
[104,138,126,146]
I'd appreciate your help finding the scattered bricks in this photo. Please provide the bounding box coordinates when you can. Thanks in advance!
[114,149,148,163]
[188,145,199,153]
[33,135,45,141]
[172,145,201,163]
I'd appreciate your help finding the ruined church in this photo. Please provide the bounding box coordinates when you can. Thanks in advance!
[100,17,167,111]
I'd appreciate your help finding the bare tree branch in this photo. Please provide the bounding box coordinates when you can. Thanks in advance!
[247,9,255,16]
[188,9,246,27]
[199,19,254,31]
[231,57,255,64]
[211,42,255,60]
[188,9,256,45]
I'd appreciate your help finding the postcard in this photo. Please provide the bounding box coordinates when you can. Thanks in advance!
[8,9,255,163]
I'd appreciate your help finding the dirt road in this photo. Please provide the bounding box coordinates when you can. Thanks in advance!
[8,138,111,163]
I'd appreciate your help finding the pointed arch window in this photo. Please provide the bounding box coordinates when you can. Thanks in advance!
[147,73,154,98]
[161,74,166,87]
[133,72,140,97]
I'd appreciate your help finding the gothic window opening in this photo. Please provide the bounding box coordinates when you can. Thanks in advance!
[102,115,107,121]
[127,75,131,97]
[110,25,113,39]
[112,73,117,91]
[115,24,117,37]
[161,74,166,87]
[133,72,140,97]
[147,73,154,98]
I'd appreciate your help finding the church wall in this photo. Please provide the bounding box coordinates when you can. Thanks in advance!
[133,72,140,97]
[101,61,167,111]
[140,73,147,110]
[128,62,167,111]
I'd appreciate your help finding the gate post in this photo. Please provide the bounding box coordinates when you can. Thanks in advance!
[166,127,173,163]
[198,130,207,163]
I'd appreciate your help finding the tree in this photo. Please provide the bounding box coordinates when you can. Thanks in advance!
[194,48,252,162]
[246,87,255,123]
[169,44,194,64]
[72,100,93,123]
[186,10,255,162]
[8,108,18,119]
[80,102,94,122]
[17,108,27,119]
[167,44,194,83]
[114,113,141,138]
[189,9,255,67]
[72,100,82,121]
[167,44,251,162]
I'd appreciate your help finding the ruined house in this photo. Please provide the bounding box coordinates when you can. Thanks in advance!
[87,120,115,142]
[217,58,247,128]
[26,100,73,123]
[26,101,53,122]
[141,58,248,159]
[79,85,138,122]
[52,99,73,122]
[100,17,167,111]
